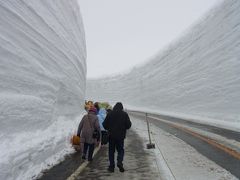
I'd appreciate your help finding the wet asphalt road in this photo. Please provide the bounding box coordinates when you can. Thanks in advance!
[38,111,239,179]
[74,130,161,180]
[37,130,161,180]
[37,151,84,180]
[129,111,240,179]
[129,111,240,141]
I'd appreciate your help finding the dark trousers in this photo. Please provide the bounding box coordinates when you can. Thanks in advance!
[108,138,124,167]
[83,143,94,160]
[101,130,108,145]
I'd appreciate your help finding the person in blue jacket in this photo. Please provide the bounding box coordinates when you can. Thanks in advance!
[97,108,108,145]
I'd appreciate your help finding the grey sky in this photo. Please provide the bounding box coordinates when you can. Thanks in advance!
[78,0,221,78]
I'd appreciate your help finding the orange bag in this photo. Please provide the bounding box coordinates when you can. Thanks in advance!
[70,135,81,151]
[72,135,80,145]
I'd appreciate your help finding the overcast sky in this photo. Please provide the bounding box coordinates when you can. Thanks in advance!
[78,0,221,78]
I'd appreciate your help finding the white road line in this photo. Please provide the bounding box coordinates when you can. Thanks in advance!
[148,115,240,160]
[152,136,176,180]
[67,146,101,180]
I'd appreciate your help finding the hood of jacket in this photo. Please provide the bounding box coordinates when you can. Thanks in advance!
[113,102,123,111]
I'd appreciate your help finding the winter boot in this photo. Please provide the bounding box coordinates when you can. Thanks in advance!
[108,166,114,173]
[117,164,125,172]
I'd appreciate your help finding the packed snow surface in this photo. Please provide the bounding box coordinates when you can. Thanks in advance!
[131,116,238,180]
[0,0,86,179]
[87,0,240,131]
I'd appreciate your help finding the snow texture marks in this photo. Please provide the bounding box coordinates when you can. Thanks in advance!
[86,0,240,131]
[131,116,238,180]
[0,0,86,179]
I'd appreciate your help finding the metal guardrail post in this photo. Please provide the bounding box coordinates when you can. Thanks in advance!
[146,113,155,149]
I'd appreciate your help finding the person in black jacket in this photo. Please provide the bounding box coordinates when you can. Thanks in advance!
[103,102,131,173]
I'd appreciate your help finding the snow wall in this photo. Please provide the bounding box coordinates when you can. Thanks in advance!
[86,0,240,131]
[0,1,86,179]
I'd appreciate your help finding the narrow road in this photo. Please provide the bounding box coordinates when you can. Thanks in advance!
[73,130,161,180]
[129,111,240,178]
[37,151,83,180]
[37,129,161,180]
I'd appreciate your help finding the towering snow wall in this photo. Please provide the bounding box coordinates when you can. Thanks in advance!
[87,0,240,131]
[0,1,86,179]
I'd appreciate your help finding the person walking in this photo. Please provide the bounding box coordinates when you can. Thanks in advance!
[77,107,100,161]
[103,102,132,173]
[97,108,109,145]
